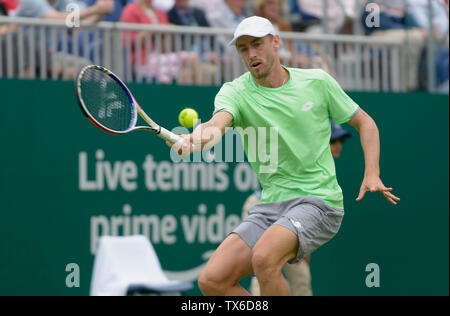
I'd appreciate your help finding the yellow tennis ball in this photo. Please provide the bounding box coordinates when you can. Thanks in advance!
[179,108,198,128]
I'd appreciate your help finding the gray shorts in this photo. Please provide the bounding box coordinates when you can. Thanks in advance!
[232,196,344,263]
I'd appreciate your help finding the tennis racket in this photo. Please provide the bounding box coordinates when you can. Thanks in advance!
[75,65,182,144]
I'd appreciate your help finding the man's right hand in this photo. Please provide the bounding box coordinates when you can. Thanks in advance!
[165,112,232,157]
[94,0,115,16]
[166,134,195,157]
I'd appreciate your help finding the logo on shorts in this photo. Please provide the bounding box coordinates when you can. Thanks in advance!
[301,101,314,112]
[290,219,302,229]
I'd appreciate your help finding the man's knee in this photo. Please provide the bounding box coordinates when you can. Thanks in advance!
[251,249,282,282]
[198,269,227,295]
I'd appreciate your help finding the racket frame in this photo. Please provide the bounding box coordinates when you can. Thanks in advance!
[76,65,181,144]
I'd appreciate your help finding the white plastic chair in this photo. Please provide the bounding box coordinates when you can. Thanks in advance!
[90,235,193,296]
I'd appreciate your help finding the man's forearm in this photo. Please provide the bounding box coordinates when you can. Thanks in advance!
[359,118,381,177]
[350,109,400,204]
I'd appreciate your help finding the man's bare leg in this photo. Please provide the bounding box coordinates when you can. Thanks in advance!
[252,225,299,296]
[198,233,253,296]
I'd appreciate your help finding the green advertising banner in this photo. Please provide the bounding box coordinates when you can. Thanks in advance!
[0,79,448,296]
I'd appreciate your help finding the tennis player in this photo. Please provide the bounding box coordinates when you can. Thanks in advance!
[167,16,400,296]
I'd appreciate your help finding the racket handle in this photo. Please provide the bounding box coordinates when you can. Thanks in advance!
[159,127,182,144]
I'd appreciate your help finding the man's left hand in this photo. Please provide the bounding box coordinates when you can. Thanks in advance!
[356,175,400,205]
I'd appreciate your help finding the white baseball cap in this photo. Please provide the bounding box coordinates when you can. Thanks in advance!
[229,16,277,46]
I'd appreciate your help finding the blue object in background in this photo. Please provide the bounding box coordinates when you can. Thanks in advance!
[85,0,133,22]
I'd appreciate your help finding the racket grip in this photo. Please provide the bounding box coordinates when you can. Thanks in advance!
[159,127,182,144]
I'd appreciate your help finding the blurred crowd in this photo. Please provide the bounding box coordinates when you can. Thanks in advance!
[0,0,449,91]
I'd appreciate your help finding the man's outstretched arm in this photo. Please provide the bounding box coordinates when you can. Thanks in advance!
[348,109,400,205]
[166,111,233,156]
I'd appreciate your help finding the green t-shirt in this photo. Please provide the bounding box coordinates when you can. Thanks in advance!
[214,67,359,210]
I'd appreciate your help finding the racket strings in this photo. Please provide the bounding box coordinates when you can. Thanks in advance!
[79,68,134,132]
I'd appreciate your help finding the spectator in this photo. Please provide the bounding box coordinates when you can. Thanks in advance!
[85,0,134,22]
[0,2,6,15]
[362,0,417,36]
[120,0,198,84]
[0,0,19,15]
[0,1,19,34]
[167,0,209,27]
[254,0,292,32]
[295,0,357,34]
[408,0,449,92]
[407,0,449,43]
[208,0,247,55]
[408,0,449,37]
[362,0,427,90]
[254,0,293,60]
[14,0,113,21]
[208,0,247,29]
[168,1,221,84]
[9,0,114,79]
[419,47,449,93]
[253,0,332,72]
[287,0,320,32]
[189,0,226,21]
[167,0,209,51]
[153,0,175,12]
[120,0,169,64]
